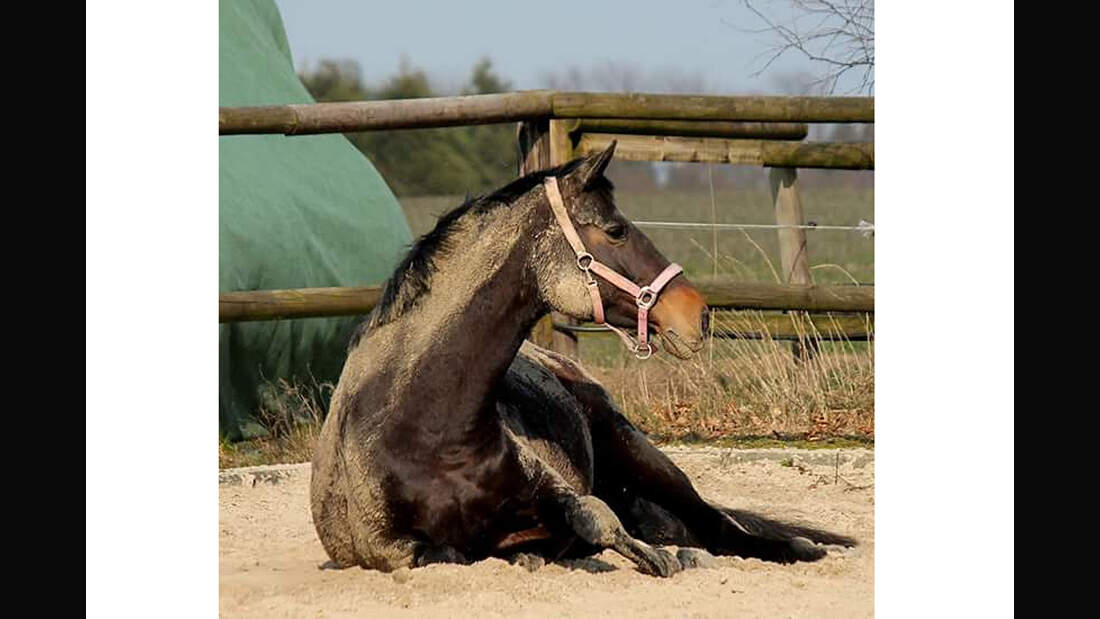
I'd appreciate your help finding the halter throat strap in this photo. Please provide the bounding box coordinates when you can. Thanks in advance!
[543,176,683,359]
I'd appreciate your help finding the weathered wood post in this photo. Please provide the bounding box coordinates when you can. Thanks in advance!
[769,167,817,361]
[519,119,580,358]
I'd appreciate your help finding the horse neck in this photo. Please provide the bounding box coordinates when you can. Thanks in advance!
[367,202,547,448]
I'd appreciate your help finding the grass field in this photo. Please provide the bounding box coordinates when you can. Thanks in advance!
[220,187,874,468]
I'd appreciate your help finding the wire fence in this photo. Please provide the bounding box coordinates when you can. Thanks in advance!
[633,220,874,236]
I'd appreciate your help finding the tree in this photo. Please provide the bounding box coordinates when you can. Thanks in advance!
[466,57,512,95]
[298,57,518,196]
[741,0,874,95]
[298,59,369,101]
[376,56,433,100]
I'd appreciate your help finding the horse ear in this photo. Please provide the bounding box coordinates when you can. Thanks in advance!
[576,140,617,189]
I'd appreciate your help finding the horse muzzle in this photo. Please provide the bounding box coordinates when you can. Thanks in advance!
[649,282,709,359]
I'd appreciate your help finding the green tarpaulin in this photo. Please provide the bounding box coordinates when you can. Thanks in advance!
[219,0,412,440]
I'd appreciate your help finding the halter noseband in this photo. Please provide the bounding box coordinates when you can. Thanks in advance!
[544,176,683,360]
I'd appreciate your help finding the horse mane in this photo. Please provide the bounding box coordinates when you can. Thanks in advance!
[349,157,614,349]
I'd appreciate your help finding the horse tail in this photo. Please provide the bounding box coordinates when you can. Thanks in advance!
[720,507,858,547]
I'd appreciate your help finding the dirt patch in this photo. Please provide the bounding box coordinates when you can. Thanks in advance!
[220,448,873,617]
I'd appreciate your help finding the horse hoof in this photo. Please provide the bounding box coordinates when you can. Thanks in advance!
[676,547,718,569]
[639,546,683,578]
[414,545,468,567]
[789,537,827,562]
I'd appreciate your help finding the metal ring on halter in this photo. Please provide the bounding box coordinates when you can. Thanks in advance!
[576,252,594,271]
[634,342,653,360]
[636,286,657,309]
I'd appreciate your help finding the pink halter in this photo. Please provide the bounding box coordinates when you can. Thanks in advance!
[544,176,683,359]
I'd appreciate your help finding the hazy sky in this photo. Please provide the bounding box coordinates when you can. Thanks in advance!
[274,0,866,95]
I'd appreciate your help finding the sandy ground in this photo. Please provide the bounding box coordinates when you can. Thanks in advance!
[220,447,874,618]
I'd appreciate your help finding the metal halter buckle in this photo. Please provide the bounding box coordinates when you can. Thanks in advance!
[576,252,594,271]
[634,342,653,360]
[636,286,657,309]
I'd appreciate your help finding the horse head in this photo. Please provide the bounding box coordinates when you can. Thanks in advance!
[534,141,709,359]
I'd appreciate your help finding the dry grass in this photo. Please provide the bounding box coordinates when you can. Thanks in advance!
[220,315,872,468]
[578,311,874,442]
[218,377,329,469]
[563,185,876,441]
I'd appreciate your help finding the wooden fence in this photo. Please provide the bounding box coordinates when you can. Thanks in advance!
[219,91,874,134]
[219,91,874,354]
[219,282,873,323]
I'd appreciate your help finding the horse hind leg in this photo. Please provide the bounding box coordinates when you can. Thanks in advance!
[602,419,843,562]
[522,344,844,563]
[620,494,702,547]
[596,415,833,563]
[615,495,720,569]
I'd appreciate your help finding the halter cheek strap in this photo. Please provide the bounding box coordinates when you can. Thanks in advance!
[544,176,683,360]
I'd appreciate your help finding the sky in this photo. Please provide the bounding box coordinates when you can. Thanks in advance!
[273,0,869,95]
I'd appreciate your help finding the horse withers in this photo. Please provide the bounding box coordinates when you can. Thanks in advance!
[310,142,855,576]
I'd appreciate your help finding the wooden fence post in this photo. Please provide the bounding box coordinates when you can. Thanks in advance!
[769,167,818,361]
[519,119,580,358]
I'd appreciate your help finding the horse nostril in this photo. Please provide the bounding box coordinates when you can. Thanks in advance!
[701,309,710,334]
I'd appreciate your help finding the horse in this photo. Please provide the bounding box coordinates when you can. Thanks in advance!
[310,142,855,577]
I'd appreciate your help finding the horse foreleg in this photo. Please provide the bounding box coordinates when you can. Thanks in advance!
[503,427,681,577]
[541,487,682,577]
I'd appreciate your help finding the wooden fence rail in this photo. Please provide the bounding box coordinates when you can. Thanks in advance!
[550,92,873,123]
[219,287,382,323]
[219,282,873,323]
[219,91,874,135]
[554,312,873,342]
[564,118,808,140]
[575,133,874,169]
[219,91,555,135]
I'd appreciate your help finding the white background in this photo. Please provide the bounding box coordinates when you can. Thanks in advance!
[86,3,1013,616]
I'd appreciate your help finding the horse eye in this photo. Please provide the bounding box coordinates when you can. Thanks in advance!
[605,224,628,241]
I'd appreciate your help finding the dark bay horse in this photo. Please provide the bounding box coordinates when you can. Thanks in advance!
[310,142,855,577]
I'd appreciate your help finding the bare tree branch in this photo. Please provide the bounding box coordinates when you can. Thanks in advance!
[736,0,874,95]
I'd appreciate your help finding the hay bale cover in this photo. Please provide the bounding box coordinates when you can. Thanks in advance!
[219,0,411,439]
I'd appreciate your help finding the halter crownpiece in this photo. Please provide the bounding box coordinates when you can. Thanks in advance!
[544,176,683,360]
